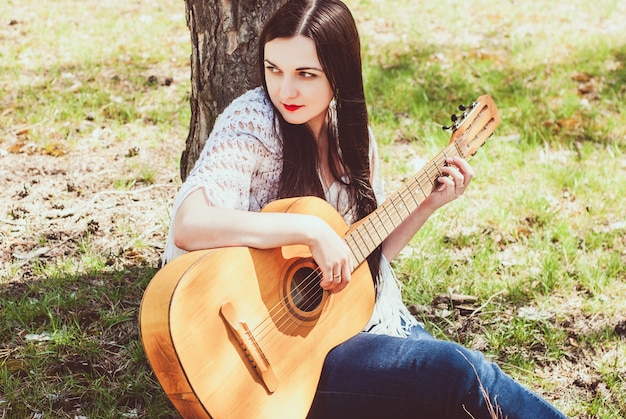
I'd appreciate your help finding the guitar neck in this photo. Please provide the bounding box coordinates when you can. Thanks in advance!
[344,94,500,266]
[345,140,465,265]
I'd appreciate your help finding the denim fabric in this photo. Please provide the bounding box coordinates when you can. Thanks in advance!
[308,324,568,419]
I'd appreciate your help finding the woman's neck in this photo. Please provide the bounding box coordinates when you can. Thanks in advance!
[306,110,329,142]
[313,119,340,191]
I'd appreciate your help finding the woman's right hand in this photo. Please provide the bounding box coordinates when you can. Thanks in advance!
[305,216,355,294]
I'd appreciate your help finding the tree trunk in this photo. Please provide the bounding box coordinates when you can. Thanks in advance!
[181,0,287,180]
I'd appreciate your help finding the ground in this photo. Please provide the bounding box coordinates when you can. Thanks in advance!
[2,129,625,417]
[1,130,178,275]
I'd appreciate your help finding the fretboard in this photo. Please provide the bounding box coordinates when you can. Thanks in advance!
[345,140,465,265]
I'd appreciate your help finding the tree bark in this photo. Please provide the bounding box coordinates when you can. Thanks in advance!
[181,0,287,180]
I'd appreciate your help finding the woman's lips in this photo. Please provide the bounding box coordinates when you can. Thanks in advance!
[283,104,303,112]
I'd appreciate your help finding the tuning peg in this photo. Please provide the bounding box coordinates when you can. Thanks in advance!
[460,101,479,112]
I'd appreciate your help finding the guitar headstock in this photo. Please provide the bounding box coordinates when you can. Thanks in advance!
[444,95,500,158]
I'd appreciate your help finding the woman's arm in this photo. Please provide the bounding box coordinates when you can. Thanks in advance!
[173,188,354,292]
[381,156,473,261]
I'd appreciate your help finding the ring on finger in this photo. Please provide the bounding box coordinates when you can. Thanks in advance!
[332,273,341,280]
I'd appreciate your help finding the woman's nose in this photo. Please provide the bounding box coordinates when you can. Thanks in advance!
[280,77,297,101]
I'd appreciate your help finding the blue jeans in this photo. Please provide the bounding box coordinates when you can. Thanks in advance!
[308,324,568,419]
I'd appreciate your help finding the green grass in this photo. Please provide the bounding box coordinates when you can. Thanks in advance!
[1,0,625,417]
[1,0,190,154]
[0,266,173,417]
[359,0,625,416]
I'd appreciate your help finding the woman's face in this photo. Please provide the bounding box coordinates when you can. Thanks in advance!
[263,36,334,137]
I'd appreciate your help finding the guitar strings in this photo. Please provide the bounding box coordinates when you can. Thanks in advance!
[246,266,325,348]
[246,139,472,352]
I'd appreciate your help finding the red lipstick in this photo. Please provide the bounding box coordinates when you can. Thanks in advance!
[283,104,303,112]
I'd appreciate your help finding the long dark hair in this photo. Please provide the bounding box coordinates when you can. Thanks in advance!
[258,0,382,284]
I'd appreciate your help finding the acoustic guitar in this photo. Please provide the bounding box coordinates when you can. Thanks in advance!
[139,95,500,418]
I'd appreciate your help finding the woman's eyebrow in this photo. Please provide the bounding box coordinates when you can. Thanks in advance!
[296,66,323,72]
[264,59,322,72]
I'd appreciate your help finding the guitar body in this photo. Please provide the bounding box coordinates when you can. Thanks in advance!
[140,196,376,419]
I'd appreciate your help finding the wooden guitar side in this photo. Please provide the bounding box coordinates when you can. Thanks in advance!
[140,196,376,418]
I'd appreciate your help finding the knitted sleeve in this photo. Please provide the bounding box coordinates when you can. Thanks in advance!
[163,88,282,263]
[181,88,282,211]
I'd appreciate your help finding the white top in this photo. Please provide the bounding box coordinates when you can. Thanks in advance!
[163,87,417,337]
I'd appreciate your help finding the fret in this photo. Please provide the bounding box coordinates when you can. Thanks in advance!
[425,163,438,188]
[363,217,384,244]
[436,152,447,168]
[389,197,406,221]
[345,231,367,262]
[396,189,412,218]
[416,176,429,199]
[350,248,361,265]
[373,210,391,236]
[355,225,375,255]
[356,226,373,254]
[346,230,366,265]
[453,140,464,158]
[380,202,398,231]
[404,179,421,208]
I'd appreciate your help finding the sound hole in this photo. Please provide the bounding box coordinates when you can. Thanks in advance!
[290,267,323,313]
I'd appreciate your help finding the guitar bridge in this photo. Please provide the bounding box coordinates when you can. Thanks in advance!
[220,302,279,393]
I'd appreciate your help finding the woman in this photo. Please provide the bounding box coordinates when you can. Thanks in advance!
[164,1,568,417]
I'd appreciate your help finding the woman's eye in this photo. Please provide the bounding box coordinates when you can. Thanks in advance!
[300,72,315,78]
[265,66,280,73]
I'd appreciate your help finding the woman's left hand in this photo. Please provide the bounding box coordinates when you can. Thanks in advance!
[381,156,474,261]
[423,156,474,210]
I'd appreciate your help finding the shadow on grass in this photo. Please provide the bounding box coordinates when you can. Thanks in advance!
[0,263,181,418]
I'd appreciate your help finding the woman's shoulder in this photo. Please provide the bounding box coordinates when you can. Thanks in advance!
[218,87,274,131]
[213,87,280,152]
[225,87,271,111]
